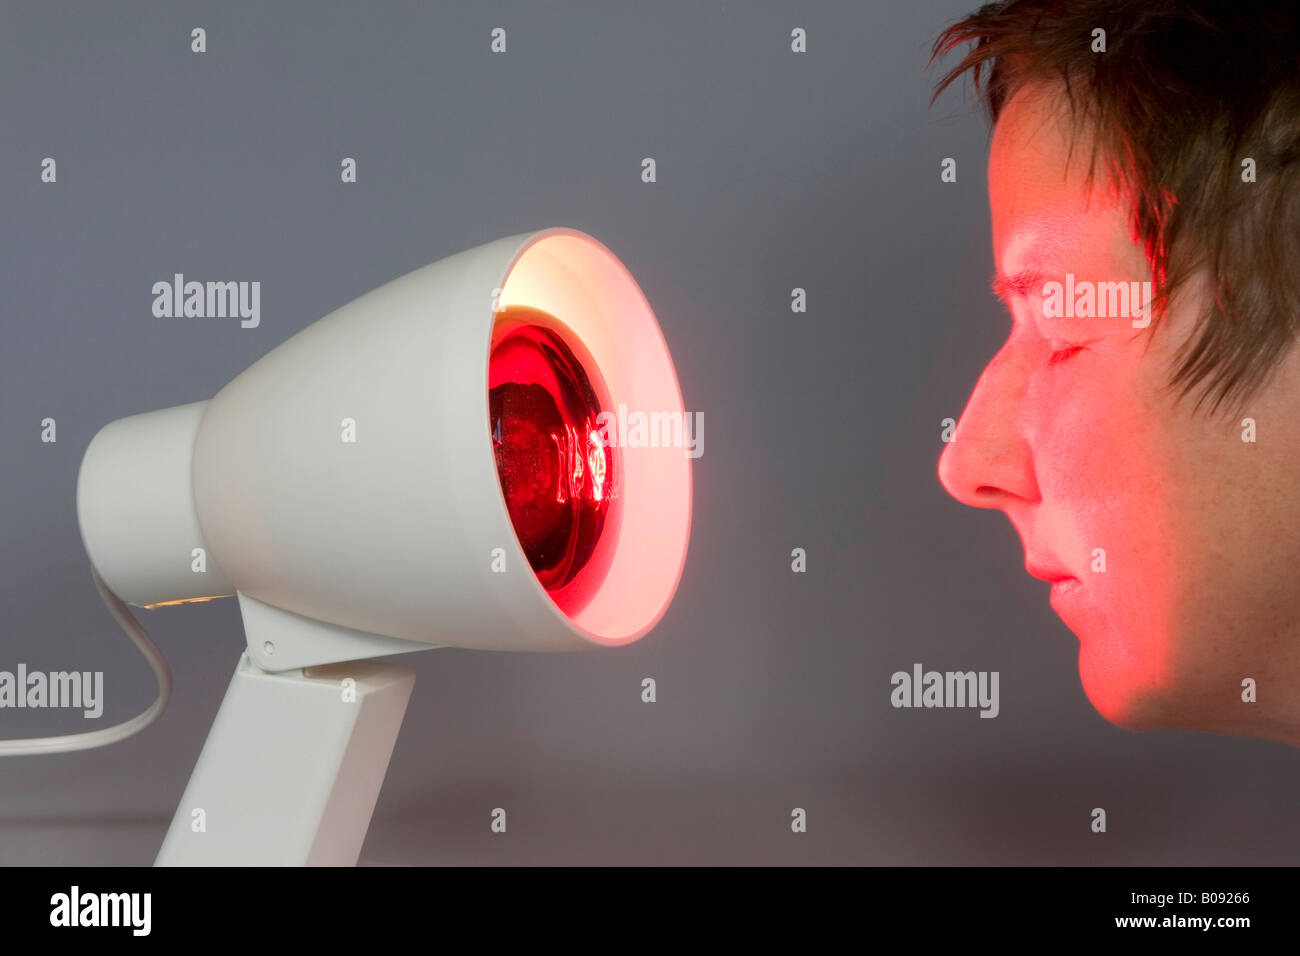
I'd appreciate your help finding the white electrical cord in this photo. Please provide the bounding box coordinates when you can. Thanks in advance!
[0,568,172,756]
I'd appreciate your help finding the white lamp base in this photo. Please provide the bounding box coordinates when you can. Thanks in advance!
[155,652,414,866]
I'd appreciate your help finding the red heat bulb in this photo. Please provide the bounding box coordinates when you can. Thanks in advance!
[489,305,621,615]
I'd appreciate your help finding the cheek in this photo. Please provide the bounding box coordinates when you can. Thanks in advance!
[1027,347,1174,559]
[1026,346,1189,715]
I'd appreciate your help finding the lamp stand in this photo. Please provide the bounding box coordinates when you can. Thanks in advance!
[155,652,414,866]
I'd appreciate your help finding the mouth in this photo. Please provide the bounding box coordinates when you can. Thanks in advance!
[1024,556,1094,639]
[1047,577,1082,601]
[1025,560,1074,584]
[1025,561,1081,601]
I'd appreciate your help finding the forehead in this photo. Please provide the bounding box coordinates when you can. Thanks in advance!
[988,83,1126,273]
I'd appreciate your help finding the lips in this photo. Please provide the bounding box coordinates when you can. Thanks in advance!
[1025,560,1076,584]
[1023,558,1087,633]
[1048,576,1082,598]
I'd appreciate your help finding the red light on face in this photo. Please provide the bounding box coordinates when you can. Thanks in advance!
[489,305,621,615]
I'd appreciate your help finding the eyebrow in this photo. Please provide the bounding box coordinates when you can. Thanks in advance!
[990,268,1050,304]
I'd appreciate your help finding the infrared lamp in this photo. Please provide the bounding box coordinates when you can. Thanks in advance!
[61,228,692,865]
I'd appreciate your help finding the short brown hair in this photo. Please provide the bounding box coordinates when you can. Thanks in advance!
[931,1,1300,411]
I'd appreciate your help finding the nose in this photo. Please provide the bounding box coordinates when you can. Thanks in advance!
[937,343,1039,509]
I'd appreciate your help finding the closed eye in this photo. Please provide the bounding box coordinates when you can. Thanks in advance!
[1048,344,1085,365]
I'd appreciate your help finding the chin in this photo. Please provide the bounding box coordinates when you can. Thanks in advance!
[1077,645,1181,732]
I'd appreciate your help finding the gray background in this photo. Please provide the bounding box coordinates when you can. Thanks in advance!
[2,0,1297,866]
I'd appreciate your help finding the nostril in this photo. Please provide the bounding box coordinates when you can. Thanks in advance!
[971,485,1019,508]
[937,421,1037,508]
